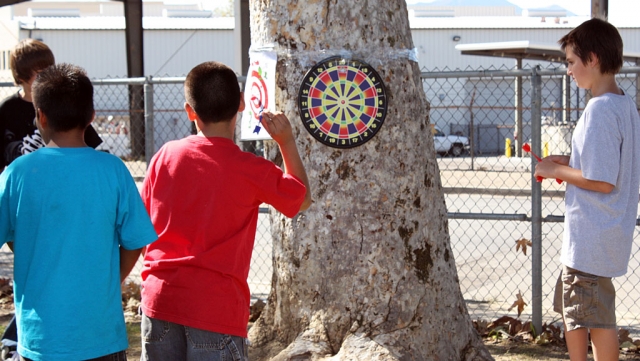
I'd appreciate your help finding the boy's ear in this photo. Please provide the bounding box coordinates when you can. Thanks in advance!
[238,93,246,112]
[587,52,600,68]
[184,102,198,122]
[35,108,48,129]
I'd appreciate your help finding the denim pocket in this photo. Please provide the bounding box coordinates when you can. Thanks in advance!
[141,314,171,343]
[184,328,246,361]
[562,271,599,319]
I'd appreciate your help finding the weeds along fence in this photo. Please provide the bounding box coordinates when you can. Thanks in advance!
[0,65,639,335]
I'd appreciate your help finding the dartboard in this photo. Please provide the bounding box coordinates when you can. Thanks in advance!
[297,57,387,148]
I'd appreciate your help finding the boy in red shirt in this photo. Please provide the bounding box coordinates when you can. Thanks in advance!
[140,61,311,360]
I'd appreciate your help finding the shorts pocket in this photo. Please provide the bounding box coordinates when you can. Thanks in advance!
[562,271,598,319]
[141,313,171,342]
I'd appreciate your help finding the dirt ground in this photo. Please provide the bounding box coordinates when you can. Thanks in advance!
[2,312,640,360]
[486,339,640,361]
[123,316,640,361]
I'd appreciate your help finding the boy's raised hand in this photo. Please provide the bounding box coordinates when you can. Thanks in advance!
[261,111,294,146]
[260,110,312,211]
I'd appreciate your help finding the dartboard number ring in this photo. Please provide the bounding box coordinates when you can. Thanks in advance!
[298,57,387,148]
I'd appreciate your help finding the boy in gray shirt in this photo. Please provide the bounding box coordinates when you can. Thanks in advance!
[535,18,640,361]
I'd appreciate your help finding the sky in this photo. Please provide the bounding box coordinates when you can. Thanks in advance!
[178,0,630,17]
[509,0,637,25]
[403,0,638,24]
[507,0,635,18]
[169,0,637,25]
[507,0,590,15]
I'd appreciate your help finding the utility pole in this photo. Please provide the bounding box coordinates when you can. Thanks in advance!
[121,0,145,160]
[234,0,250,76]
[591,0,608,19]
[234,0,255,152]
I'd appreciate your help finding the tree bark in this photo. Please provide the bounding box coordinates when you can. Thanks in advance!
[247,1,493,360]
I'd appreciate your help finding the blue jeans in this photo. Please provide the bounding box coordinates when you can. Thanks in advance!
[21,350,127,360]
[140,313,248,361]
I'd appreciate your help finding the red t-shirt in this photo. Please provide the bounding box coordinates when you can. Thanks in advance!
[140,136,306,337]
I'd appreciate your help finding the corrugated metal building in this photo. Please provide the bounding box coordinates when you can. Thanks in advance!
[410,16,640,70]
[1,15,638,78]
[0,16,235,79]
[0,3,637,153]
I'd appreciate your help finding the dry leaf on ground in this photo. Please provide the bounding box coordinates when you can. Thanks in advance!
[508,292,527,317]
[515,238,532,256]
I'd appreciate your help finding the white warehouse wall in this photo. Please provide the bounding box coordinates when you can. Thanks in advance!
[19,28,236,79]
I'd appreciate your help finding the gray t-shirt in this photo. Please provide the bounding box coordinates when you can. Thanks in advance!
[562,92,640,277]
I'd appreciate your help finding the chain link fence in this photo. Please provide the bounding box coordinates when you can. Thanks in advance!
[423,63,640,335]
[1,64,640,334]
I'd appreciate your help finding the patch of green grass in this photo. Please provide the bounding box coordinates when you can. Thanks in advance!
[0,315,12,337]
[126,321,142,359]
[126,322,140,341]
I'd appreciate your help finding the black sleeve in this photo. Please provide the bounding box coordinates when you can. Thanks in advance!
[4,141,22,166]
[84,125,103,149]
[0,133,5,169]
[3,129,21,166]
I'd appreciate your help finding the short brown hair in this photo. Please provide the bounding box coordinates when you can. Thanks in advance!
[184,61,240,124]
[10,39,55,85]
[558,18,623,75]
[32,63,94,132]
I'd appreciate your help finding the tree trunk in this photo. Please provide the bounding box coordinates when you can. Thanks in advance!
[247,1,493,360]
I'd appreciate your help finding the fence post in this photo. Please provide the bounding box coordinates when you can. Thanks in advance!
[515,58,523,157]
[531,65,543,335]
[144,78,154,167]
[636,69,640,113]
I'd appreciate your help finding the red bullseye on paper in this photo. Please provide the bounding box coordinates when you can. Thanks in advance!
[249,70,268,121]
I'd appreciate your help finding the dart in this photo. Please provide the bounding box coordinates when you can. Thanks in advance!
[522,143,563,184]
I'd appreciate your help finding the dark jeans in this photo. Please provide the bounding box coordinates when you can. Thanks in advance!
[21,350,127,361]
[140,313,248,361]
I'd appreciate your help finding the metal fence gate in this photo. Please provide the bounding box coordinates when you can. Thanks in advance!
[1,64,639,335]
[423,64,640,335]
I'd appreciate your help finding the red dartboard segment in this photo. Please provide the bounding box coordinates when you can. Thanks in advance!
[297,56,387,149]
[309,87,323,99]
[318,71,333,85]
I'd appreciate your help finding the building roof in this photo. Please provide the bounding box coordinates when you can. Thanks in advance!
[15,15,234,30]
[411,0,520,6]
[407,0,578,16]
[455,40,640,63]
[409,15,586,29]
[15,14,639,31]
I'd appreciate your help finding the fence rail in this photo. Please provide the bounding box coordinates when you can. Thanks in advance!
[1,64,639,335]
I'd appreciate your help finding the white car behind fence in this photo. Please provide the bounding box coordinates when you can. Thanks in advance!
[433,128,469,156]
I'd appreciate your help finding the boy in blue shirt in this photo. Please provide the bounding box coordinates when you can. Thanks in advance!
[0,63,157,361]
[536,18,640,361]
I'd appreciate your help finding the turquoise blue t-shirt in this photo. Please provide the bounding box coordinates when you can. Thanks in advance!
[0,147,157,361]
